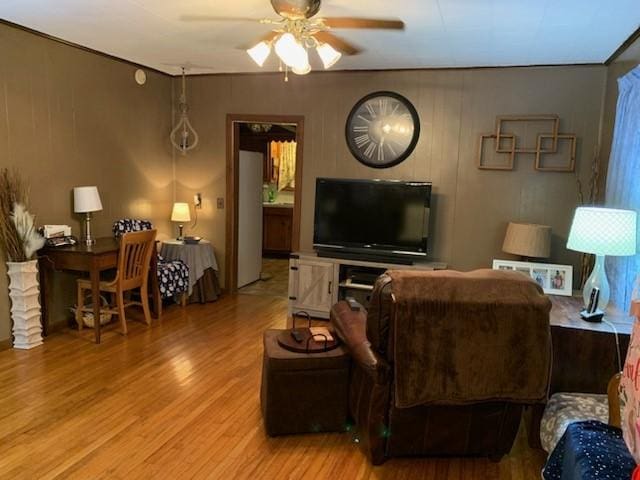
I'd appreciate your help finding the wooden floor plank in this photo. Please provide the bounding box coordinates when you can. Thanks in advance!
[0,294,545,479]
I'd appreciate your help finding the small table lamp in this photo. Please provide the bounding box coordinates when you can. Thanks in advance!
[567,206,637,319]
[502,222,551,260]
[73,186,103,245]
[171,202,191,240]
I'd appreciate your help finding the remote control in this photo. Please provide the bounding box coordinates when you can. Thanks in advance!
[346,298,361,312]
[290,330,303,343]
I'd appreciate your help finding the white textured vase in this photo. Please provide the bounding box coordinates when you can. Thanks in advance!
[7,260,43,349]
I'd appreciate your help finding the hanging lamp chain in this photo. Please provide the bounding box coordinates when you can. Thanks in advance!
[170,66,199,155]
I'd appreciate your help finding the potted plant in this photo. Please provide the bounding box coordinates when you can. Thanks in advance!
[0,169,45,349]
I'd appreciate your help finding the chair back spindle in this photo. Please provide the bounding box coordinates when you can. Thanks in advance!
[118,230,156,290]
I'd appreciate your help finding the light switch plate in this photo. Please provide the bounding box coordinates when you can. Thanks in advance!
[217,197,224,209]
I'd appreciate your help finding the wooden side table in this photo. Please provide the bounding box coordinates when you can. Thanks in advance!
[160,240,221,303]
[528,295,633,448]
[549,295,632,394]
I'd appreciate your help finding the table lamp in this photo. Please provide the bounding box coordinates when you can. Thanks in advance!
[171,202,191,240]
[502,222,551,260]
[73,186,103,245]
[567,206,637,320]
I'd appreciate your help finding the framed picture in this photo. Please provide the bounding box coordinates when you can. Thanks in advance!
[492,259,573,296]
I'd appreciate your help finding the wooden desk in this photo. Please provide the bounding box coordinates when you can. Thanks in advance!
[549,295,633,394]
[38,238,160,344]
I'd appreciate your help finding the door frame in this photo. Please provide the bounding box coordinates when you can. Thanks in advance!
[225,114,305,293]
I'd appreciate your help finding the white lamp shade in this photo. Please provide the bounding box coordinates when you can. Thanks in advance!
[292,62,311,75]
[171,202,191,223]
[316,43,342,69]
[567,207,637,256]
[73,186,103,213]
[247,41,271,67]
[274,33,308,69]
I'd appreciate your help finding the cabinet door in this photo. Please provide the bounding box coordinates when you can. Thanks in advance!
[292,260,335,314]
[263,207,293,253]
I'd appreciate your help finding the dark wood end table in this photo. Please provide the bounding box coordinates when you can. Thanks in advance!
[528,295,633,448]
[549,295,632,394]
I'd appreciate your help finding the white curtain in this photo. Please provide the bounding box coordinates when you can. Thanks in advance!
[605,65,640,309]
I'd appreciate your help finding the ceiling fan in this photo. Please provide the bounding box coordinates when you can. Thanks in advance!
[181,0,404,77]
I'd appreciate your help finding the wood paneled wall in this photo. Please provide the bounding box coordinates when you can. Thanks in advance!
[0,19,616,345]
[0,23,174,342]
[175,66,607,286]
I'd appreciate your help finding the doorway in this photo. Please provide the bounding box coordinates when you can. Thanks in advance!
[225,114,304,295]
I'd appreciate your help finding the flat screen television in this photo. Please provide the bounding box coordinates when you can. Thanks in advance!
[313,178,432,263]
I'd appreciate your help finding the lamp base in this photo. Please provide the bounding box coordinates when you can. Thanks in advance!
[83,212,96,246]
[581,255,610,314]
[580,309,604,323]
[176,224,184,241]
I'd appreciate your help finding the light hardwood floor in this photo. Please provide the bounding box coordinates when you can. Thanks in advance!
[0,295,545,479]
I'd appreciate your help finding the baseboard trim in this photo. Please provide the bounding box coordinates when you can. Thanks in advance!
[0,338,13,351]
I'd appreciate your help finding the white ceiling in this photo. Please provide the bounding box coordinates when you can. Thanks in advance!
[1,0,639,75]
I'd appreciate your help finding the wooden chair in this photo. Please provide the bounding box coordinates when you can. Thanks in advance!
[76,229,157,334]
[608,373,622,428]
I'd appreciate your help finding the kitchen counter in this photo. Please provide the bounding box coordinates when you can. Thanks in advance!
[263,202,294,208]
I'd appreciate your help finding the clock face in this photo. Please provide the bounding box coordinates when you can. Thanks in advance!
[345,91,420,168]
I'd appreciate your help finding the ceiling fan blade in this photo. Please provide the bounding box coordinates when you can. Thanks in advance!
[180,15,262,23]
[313,31,361,55]
[321,17,404,30]
[237,31,280,50]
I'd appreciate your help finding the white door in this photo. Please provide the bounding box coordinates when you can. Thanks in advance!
[237,150,263,288]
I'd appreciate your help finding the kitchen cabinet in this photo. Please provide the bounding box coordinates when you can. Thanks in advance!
[263,205,293,255]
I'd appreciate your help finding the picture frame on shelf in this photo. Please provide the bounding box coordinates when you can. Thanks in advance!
[492,259,573,296]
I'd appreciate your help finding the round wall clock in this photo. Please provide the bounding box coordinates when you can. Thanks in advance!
[345,91,420,168]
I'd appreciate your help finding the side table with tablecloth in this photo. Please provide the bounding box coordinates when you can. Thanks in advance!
[160,240,221,303]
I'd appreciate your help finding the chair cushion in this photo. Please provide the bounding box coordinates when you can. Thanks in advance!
[157,260,189,299]
[540,393,609,454]
[112,218,189,299]
[113,218,153,236]
[543,420,635,480]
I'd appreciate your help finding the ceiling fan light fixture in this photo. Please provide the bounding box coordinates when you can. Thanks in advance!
[316,42,342,69]
[247,41,272,67]
[274,32,307,68]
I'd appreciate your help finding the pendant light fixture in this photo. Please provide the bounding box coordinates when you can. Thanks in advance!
[170,67,199,155]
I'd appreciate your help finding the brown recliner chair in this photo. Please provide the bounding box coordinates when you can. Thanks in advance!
[331,269,552,465]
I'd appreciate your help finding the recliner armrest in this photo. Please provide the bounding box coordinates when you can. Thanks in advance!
[330,301,389,385]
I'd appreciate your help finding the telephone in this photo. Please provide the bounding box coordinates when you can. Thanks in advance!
[45,236,78,247]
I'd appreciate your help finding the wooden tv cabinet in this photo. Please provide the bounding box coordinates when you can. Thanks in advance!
[287,252,447,319]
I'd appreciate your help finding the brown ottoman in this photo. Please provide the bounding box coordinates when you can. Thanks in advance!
[261,329,351,436]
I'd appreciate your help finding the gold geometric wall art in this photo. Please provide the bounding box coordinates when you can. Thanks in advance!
[477,115,577,172]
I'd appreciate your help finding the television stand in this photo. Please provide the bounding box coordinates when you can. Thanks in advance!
[316,249,416,265]
[288,251,447,319]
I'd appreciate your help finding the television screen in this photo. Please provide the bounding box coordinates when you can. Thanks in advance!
[313,178,431,257]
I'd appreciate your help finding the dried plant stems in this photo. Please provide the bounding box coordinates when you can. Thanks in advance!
[0,169,28,262]
[575,146,602,287]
